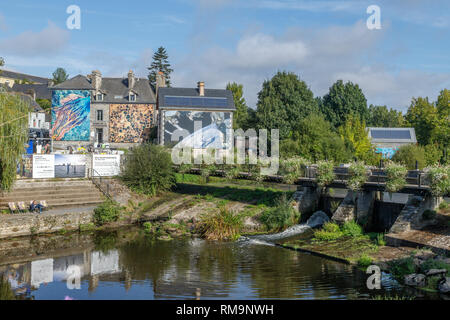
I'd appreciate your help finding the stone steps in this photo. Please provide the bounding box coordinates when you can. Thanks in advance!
[0,179,105,211]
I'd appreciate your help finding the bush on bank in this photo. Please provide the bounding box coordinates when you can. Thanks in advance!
[198,205,243,241]
[259,194,300,232]
[94,200,122,226]
[121,144,176,196]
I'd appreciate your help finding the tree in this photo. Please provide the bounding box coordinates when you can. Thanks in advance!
[255,71,318,140]
[0,92,31,191]
[281,113,352,163]
[0,57,4,67]
[36,99,51,111]
[405,97,438,145]
[338,115,378,164]
[434,89,450,163]
[226,82,249,129]
[367,105,405,127]
[321,80,368,128]
[52,67,69,85]
[392,144,426,170]
[148,46,173,88]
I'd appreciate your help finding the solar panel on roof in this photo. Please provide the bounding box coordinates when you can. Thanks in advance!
[164,96,228,107]
[370,129,411,140]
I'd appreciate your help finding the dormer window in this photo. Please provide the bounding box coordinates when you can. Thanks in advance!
[96,93,103,101]
[129,93,136,102]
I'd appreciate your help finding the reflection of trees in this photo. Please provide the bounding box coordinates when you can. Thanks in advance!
[0,276,15,300]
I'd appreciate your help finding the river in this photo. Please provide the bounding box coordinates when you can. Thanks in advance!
[0,227,423,300]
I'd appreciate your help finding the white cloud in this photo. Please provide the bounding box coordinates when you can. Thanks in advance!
[0,22,70,57]
[171,20,450,111]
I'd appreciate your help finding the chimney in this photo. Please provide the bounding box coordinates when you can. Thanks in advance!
[156,71,166,90]
[128,70,135,89]
[198,81,205,96]
[90,70,102,90]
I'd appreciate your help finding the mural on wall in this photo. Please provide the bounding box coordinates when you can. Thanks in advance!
[375,147,399,159]
[163,111,232,149]
[109,104,155,143]
[51,90,90,141]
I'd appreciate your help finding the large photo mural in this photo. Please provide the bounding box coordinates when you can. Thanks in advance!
[109,104,155,143]
[163,111,232,149]
[51,90,90,141]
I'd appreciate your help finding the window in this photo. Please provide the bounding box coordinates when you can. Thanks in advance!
[96,93,103,101]
[96,110,103,121]
[129,93,136,102]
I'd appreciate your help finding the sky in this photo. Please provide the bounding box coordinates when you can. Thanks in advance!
[0,0,449,112]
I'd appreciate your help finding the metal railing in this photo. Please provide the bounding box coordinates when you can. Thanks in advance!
[89,168,111,200]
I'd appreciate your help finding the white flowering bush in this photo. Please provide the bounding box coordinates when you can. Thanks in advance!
[347,161,369,191]
[384,161,407,193]
[280,156,309,184]
[316,160,336,188]
[424,165,450,197]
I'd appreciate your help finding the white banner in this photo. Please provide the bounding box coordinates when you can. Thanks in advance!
[32,155,55,179]
[92,155,120,177]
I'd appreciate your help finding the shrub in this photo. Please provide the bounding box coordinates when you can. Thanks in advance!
[143,222,154,234]
[280,156,309,183]
[200,164,217,184]
[198,205,243,241]
[392,144,426,170]
[422,209,437,220]
[384,161,407,193]
[224,165,241,181]
[388,257,416,280]
[358,254,373,267]
[259,194,300,231]
[121,144,176,196]
[376,233,386,246]
[315,160,336,188]
[439,201,449,210]
[347,162,368,191]
[94,200,122,226]
[424,165,450,197]
[419,259,450,274]
[313,222,343,241]
[342,220,363,237]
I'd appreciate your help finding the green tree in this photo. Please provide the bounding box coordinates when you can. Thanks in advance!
[36,99,51,111]
[255,71,318,140]
[367,105,405,127]
[0,57,4,67]
[52,67,68,85]
[321,80,368,128]
[281,113,352,163]
[226,82,249,129]
[0,92,31,191]
[148,46,173,88]
[392,144,426,169]
[121,144,175,196]
[338,115,378,164]
[405,97,438,145]
[434,89,450,162]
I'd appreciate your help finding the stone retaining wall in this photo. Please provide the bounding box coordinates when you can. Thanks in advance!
[0,210,93,239]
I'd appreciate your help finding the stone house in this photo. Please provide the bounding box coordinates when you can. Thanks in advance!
[51,70,157,150]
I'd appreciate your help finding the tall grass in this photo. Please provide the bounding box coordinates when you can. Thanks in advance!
[198,205,243,241]
[259,194,300,232]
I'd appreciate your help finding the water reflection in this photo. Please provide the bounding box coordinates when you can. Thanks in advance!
[0,228,410,300]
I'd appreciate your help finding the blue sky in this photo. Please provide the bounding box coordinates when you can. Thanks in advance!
[0,0,449,111]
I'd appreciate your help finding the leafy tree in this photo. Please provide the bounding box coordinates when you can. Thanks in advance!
[281,113,352,163]
[367,105,405,127]
[0,57,4,67]
[392,144,426,169]
[434,89,449,162]
[0,92,31,190]
[52,67,69,85]
[148,46,173,88]
[338,115,378,164]
[226,82,249,129]
[255,71,318,140]
[121,144,175,196]
[405,97,438,145]
[321,80,368,128]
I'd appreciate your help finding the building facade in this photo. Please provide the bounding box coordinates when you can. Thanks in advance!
[157,81,235,150]
[51,70,157,150]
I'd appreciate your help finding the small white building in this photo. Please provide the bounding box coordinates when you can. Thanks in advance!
[368,127,417,159]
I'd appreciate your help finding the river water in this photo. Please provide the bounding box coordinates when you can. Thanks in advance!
[0,227,425,300]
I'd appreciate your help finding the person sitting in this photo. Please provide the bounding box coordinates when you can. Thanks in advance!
[30,200,44,214]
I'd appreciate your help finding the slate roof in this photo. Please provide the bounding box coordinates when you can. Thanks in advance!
[0,69,49,84]
[51,74,156,104]
[368,127,417,143]
[11,83,52,100]
[158,87,235,110]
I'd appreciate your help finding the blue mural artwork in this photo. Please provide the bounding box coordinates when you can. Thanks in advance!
[375,147,399,159]
[51,90,90,141]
